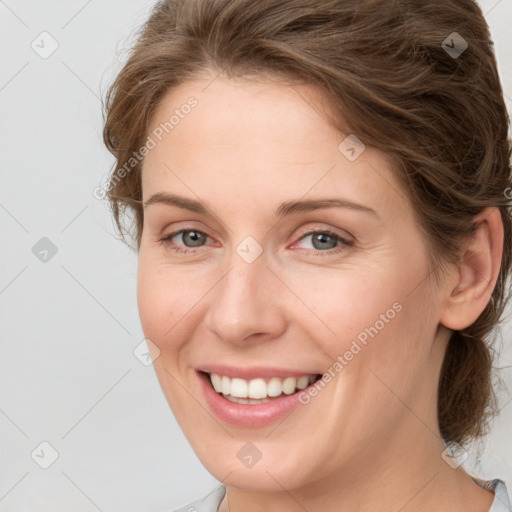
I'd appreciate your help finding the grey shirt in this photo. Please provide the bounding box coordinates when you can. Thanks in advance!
[171,478,511,512]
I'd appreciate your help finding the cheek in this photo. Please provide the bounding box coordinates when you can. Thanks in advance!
[283,253,435,387]
[136,255,200,352]
[136,256,203,415]
[283,267,435,447]
[279,264,406,351]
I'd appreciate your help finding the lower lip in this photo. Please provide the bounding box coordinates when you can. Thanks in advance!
[197,371,315,428]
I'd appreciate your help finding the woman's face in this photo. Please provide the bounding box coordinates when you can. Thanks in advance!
[137,75,453,491]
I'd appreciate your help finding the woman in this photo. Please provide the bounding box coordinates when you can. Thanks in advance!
[102,0,512,510]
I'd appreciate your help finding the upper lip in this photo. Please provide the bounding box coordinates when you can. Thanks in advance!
[197,364,322,380]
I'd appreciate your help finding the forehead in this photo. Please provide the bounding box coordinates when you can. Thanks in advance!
[141,75,409,221]
[147,75,338,155]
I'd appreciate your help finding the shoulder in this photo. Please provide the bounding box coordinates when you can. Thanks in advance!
[167,480,512,512]
[169,485,226,512]
[474,478,511,512]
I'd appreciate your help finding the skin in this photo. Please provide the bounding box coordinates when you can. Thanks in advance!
[137,73,503,512]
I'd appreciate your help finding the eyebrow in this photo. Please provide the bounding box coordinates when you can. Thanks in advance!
[143,192,378,218]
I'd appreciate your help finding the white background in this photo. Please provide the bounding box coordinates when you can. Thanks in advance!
[0,1,511,510]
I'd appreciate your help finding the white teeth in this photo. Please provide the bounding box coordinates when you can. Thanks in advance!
[231,378,248,398]
[210,373,222,393]
[221,375,230,395]
[208,372,319,400]
[282,377,297,394]
[248,378,267,399]
[297,376,310,390]
[267,377,283,397]
[225,395,272,405]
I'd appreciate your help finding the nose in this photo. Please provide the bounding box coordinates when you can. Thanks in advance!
[202,247,288,345]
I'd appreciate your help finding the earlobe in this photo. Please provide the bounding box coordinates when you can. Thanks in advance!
[440,207,503,331]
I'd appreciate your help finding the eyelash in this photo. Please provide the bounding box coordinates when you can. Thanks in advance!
[159,228,353,256]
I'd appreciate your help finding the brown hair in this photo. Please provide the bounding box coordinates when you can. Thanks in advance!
[102,0,512,446]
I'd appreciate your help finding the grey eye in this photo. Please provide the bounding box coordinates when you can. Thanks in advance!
[310,232,338,250]
[298,231,343,251]
[180,230,208,247]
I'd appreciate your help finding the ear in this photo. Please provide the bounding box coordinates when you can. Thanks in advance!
[439,207,503,331]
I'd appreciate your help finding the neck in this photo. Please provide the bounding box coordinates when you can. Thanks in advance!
[218,423,494,512]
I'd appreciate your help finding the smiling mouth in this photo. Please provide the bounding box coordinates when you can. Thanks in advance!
[202,371,323,405]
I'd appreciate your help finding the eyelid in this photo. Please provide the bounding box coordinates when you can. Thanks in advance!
[294,225,353,244]
[160,226,215,248]
[160,221,214,239]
